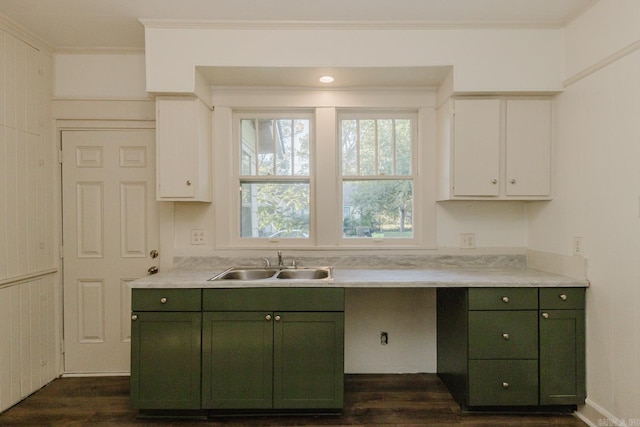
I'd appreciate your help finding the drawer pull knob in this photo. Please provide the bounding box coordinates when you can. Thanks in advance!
[131,314,138,321]
[502,333,510,340]
[502,382,510,389]
[265,314,272,321]
[160,297,167,304]
[502,296,509,303]
[559,293,567,301]
[186,180,192,186]
[491,179,498,184]
[275,315,281,322]
[542,312,549,319]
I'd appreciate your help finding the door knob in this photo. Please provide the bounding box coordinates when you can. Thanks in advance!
[148,266,158,275]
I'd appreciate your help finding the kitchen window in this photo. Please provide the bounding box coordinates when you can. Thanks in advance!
[340,112,416,240]
[237,113,313,239]
[220,89,436,249]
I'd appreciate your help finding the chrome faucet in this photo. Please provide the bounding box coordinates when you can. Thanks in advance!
[277,251,284,267]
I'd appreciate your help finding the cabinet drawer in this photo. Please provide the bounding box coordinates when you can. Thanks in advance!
[539,288,585,310]
[468,360,538,406]
[203,288,344,312]
[132,289,202,312]
[468,311,538,359]
[468,288,538,310]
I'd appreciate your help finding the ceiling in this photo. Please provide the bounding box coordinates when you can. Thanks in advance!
[0,0,596,51]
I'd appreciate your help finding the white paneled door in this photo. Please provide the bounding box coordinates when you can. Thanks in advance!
[62,129,158,374]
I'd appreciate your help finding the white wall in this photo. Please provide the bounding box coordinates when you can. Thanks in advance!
[143,25,563,94]
[528,1,640,424]
[54,53,148,99]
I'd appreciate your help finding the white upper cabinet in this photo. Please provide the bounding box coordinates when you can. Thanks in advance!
[437,97,552,201]
[505,99,551,197]
[156,96,212,202]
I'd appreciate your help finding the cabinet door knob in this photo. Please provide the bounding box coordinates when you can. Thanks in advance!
[559,293,567,301]
[502,333,510,340]
[275,315,281,322]
[265,314,272,321]
[131,314,138,321]
[502,382,510,389]
[542,312,549,319]
[510,179,516,184]
[491,179,498,184]
[502,296,509,303]
[160,297,167,304]
[186,180,192,186]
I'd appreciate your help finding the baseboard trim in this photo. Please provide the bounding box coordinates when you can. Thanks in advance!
[575,398,627,427]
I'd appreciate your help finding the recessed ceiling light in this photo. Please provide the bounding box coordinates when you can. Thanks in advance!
[319,75,335,83]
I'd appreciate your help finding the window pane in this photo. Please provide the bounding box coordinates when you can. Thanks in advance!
[240,182,310,238]
[378,119,393,175]
[241,118,310,177]
[342,119,357,175]
[342,180,413,238]
[395,119,412,175]
[341,117,413,177]
[359,120,376,175]
[293,119,310,175]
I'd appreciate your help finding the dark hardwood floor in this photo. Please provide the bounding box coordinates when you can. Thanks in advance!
[0,374,587,426]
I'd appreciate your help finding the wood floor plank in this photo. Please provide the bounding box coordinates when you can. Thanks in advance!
[0,374,587,426]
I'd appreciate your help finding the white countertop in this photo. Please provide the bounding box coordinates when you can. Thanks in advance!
[131,267,588,289]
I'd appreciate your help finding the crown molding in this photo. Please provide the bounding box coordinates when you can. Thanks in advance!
[0,12,53,53]
[139,18,565,31]
[54,47,145,55]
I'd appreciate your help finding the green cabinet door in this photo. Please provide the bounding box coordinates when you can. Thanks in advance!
[130,311,202,409]
[201,312,274,409]
[539,309,586,405]
[273,312,344,409]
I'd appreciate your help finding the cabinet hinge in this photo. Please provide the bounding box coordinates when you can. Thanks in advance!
[60,339,64,354]
[58,150,63,164]
[59,245,64,259]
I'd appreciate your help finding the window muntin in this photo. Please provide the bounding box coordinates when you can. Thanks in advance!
[340,114,416,239]
[238,114,312,239]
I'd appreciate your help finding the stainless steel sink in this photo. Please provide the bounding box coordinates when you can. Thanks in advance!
[276,268,331,280]
[209,266,332,281]
[213,268,278,280]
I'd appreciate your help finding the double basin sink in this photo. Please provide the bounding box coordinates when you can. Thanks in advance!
[209,266,333,282]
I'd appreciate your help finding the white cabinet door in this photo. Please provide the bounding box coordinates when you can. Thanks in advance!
[453,99,501,196]
[156,97,211,201]
[505,99,551,196]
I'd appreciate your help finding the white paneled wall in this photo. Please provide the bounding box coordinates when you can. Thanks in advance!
[1,26,58,413]
[0,277,57,412]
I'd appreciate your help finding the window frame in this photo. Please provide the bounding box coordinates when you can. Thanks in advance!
[338,110,421,246]
[231,110,316,247]
[214,88,436,250]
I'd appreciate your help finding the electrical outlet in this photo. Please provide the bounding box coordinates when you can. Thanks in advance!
[460,233,476,249]
[380,332,388,345]
[573,236,584,256]
[191,229,207,245]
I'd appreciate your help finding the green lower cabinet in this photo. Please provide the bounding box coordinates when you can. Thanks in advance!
[202,310,344,411]
[130,311,202,409]
[274,312,345,409]
[468,360,539,406]
[437,287,586,411]
[201,312,274,409]
[539,309,586,405]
